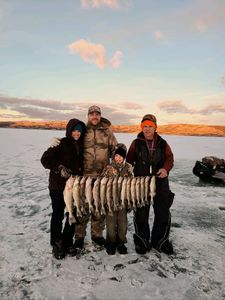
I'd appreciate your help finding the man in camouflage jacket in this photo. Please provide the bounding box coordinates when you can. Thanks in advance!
[75,105,118,248]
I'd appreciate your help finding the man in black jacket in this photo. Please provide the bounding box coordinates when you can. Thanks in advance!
[127,114,175,255]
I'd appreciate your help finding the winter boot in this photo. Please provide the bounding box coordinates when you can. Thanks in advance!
[52,239,66,260]
[74,238,84,250]
[159,240,174,255]
[66,245,77,257]
[92,236,106,247]
[117,243,127,255]
[106,242,116,255]
[133,233,151,255]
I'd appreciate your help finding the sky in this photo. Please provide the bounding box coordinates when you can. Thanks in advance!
[0,0,225,125]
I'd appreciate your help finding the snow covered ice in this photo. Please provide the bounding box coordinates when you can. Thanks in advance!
[0,128,225,300]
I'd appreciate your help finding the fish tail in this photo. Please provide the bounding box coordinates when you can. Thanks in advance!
[69,215,76,225]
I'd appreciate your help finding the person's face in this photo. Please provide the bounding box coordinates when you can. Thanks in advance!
[142,125,155,140]
[72,130,81,140]
[114,154,124,165]
[88,112,101,126]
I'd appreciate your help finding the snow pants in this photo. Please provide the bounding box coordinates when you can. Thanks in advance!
[49,189,74,247]
[133,178,174,250]
[106,208,127,245]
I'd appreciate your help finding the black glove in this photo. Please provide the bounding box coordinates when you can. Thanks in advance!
[58,165,72,179]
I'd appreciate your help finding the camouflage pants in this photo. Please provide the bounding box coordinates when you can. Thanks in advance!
[75,206,105,240]
[106,208,127,244]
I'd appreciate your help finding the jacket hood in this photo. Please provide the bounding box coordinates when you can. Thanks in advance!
[66,118,86,138]
[100,117,111,127]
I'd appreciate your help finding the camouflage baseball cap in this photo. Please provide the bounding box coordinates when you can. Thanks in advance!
[88,105,101,114]
[141,114,157,125]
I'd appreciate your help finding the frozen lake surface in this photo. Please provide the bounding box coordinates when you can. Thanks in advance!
[0,128,225,300]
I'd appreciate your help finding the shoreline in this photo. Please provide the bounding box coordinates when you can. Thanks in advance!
[0,121,225,137]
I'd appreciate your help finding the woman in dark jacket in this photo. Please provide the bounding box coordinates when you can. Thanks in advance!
[41,118,86,259]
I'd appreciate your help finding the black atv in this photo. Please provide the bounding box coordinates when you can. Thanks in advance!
[193,156,225,183]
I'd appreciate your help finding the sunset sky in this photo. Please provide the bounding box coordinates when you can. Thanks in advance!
[0,0,225,125]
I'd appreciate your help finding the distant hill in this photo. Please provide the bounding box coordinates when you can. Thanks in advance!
[0,121,225,137]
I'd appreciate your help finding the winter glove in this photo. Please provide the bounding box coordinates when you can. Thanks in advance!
[50,137,61,148]
[58,165,72,179]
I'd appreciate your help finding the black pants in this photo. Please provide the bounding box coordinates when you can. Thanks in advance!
[49,189,75,247]
[133,178,174,250]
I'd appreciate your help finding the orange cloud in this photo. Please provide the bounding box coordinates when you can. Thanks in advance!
[110,51,122,68]
[153,31,163,40]
[82,0,118,8]
[68,39,122,69]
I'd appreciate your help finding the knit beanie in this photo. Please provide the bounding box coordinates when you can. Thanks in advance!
[141,114,157,130]
[72,123,84,134]
[114,143,127,159]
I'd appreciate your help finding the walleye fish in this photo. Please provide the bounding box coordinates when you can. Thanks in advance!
[131,177,137,209]
[73,175,82,218]
[63,176,76,224]
[100,176,108,215]
[135,177,141,207]
[140,176,146,207]
[120,177,128,209]
[144,176,150,204]
[85,176,94,213]
[93,177,101,216]
[79,176,87,214]
[126,177,132,209]
[150,175,156,206]
[112,176,119,211]
[106,177,114,216]
[117,176,124,200]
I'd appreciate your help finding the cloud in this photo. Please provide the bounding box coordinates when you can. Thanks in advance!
[158,100,225,115]
[199,104,225,115]
[0,95,139,124]
[158,100,196,114]
[221,76,225,87]
[153,31,163,40]
[119,101,144,110]
[109,51,122,68]
[68,39,122,69]
[175,0,225,33]
[203,93,225,102]
[81,0,119,9]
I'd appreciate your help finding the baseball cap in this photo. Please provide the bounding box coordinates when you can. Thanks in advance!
[88,105,101,114]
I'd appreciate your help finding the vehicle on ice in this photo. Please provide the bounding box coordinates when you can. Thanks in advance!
[193,156,225,183]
